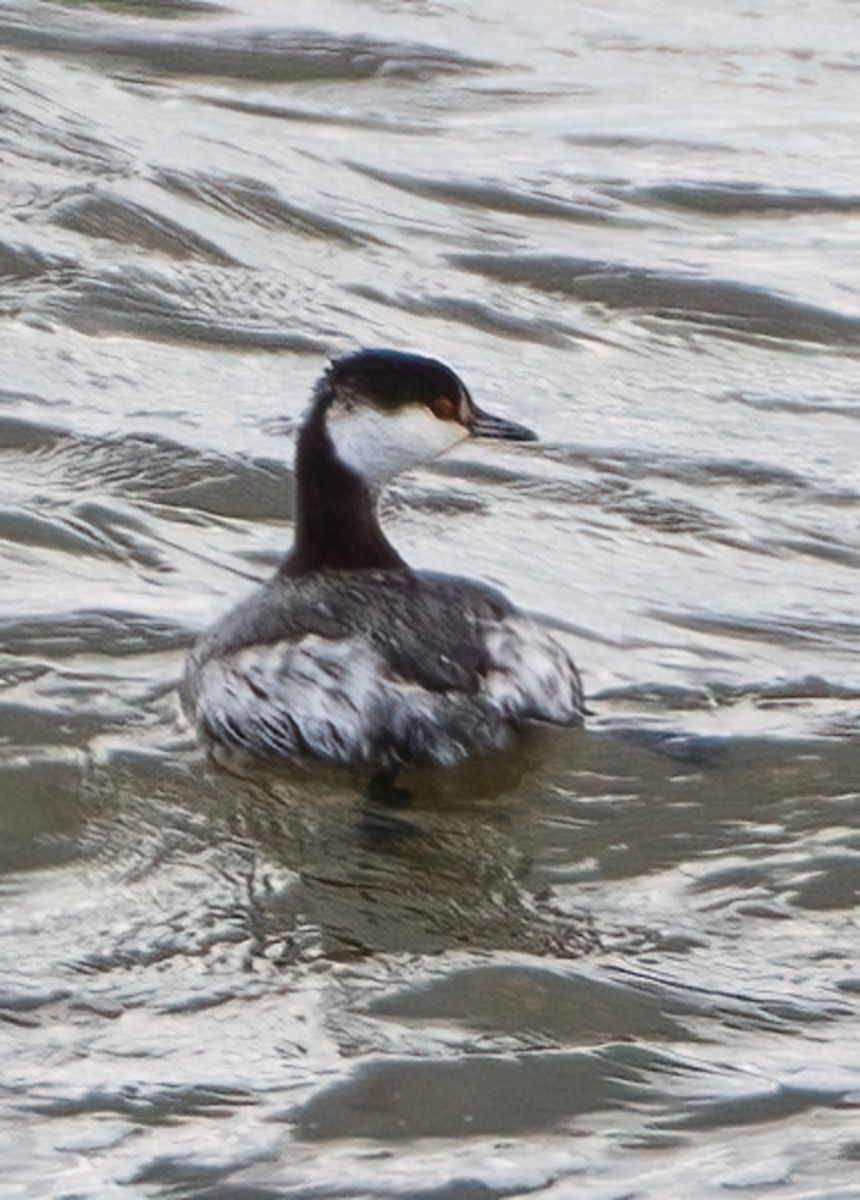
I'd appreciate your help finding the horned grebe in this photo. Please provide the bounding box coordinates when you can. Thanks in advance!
[181,349,584,767]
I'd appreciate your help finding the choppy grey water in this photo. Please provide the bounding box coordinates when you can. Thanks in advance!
[1,1,859,1197]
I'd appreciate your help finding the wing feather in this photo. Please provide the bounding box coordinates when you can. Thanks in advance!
[183,573,584,767]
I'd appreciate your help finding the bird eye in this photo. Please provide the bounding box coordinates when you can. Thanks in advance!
[432,395,458,422]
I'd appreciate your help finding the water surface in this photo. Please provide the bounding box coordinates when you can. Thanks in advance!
[1,1,859,1196]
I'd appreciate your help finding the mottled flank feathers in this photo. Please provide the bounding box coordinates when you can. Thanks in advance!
[182,570,583,767]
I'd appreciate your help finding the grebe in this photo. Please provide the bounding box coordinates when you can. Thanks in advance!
[181,349,584,767]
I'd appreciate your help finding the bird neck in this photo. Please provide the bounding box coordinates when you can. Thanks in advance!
[282,410,407,576]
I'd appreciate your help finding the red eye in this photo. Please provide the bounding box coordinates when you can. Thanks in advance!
[433,395,458,421]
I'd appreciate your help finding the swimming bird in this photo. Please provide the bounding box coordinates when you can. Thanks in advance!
[181,349,584,768]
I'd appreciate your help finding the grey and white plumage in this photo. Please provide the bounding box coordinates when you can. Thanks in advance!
[181,349,584,768]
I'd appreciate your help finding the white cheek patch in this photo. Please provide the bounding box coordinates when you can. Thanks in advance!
[327,404,468,484]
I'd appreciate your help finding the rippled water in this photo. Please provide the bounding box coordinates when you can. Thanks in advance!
[2,1,859,1196]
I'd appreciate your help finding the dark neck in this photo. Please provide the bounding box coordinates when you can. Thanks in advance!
[281,409,406,577]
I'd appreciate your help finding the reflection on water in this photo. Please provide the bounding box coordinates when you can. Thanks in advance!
[1,0,859,1195]
[3,720,858,1193]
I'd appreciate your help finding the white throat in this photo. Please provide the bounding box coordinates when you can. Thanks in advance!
[326,404,468,486]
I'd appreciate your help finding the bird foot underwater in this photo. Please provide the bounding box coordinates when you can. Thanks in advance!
[365,767,413,807]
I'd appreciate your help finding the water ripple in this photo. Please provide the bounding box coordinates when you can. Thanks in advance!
[42,263,330,351]
[51,189,240,264]
[0,9,489,82]
[454,253,860,346]
[618,180,860,216]
[156,168,375,246]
